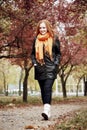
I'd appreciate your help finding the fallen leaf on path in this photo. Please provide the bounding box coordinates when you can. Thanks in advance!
[25,125,38,129]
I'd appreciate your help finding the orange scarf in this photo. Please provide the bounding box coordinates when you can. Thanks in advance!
[35,33,53,64]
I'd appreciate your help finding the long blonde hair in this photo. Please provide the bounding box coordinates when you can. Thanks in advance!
[36,19,54,37]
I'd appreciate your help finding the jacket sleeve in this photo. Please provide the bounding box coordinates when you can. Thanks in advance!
[54,36,61,65]
[31,38,37,65]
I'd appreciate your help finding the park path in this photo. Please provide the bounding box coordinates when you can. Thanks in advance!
[0,101,87,130]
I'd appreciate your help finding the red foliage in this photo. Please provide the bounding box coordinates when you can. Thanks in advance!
[0,0,87,68]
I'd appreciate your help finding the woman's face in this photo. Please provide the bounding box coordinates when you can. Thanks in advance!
[39,22,47,35]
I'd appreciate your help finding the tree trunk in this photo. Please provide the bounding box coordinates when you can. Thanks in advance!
[2,72,7,96]
[59,65,73,98]
[23,68,29,102]
[5,84,9,96]
[62,81,67,98]
[19,68,23,96]
[84,81,87,96]
[61,77,67,98]
[76,85,79,97]
[83,76,87,96]
[76,79,81,97]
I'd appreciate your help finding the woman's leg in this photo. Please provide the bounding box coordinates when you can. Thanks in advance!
[38,79,55,120]
[38,79,54,104]
[43,79,54,104]
[38,80,45,104]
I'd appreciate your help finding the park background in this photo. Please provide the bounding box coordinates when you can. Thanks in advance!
[0,0,87,102]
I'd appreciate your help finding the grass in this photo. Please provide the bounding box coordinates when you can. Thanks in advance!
[55,109,87,130]
[0,96,42,106]
[0,95,87,106]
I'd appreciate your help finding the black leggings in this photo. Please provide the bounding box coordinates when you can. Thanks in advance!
[38,79,55,104]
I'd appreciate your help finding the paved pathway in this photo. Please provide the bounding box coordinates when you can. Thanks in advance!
[0,103,87,130]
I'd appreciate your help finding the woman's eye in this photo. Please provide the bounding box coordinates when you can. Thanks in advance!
[39,27,46,29]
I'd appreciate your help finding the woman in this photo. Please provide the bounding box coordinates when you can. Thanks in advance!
[31,19,61,120]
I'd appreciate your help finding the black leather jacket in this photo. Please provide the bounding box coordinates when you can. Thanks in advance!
[31,36,61,80]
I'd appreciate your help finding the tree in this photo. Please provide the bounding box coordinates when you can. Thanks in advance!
[0,0,87,100]
[0,0,57,101]
[72,64,87,96]
[83,75,87,96]
[56,0,87,97]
